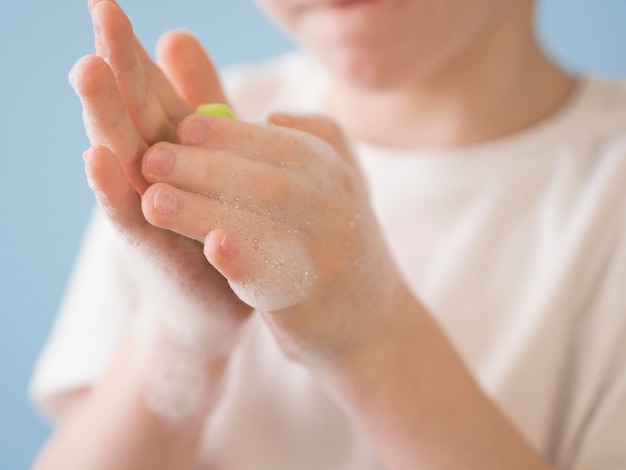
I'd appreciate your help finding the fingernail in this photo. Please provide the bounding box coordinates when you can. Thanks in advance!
[89,0,115,12]
[182,119,208,145]
[146,148,175,176]
[153,188,178,215]
[205,229,236,260]
[88,0,103,11]
[218,233,236,259]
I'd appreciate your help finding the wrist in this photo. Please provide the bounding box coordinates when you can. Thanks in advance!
[311,286,553,470]
[264,274,422,384]
[321,281,426,389]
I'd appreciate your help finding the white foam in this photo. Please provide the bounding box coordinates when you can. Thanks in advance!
[130,248,242,425]
[134,311,212,424]
[85,172,117,219]
[230,237,317,312]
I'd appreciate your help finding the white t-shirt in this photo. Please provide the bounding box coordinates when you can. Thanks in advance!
[30,52,626,470]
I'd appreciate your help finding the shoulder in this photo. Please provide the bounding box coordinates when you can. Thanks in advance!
[570,76,626,150]
[219,51,329,121]
[553,77,626,208]
[582,76,626,113]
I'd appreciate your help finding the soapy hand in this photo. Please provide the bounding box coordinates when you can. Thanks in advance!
[141,111,407,364]
[73,0,252,333]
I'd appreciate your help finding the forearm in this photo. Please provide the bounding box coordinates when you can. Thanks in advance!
[33,334,225,470]
[327,286,555,470]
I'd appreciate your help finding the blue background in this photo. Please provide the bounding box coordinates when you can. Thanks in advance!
[0,0,624,467]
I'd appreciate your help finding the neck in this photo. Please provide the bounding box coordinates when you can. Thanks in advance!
[326,3,574,149]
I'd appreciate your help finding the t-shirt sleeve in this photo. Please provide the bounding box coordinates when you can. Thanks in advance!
[29,208,139,420]
[565,202,626,470]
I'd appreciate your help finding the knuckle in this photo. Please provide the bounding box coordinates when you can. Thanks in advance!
[201,157,215,182]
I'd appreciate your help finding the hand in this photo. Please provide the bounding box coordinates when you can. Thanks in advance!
[72,0,252,331]
[140,111,407,364]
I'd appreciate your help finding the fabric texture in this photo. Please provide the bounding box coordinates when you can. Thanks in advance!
[30,51,626,469]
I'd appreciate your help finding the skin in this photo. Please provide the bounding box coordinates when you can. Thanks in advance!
[257,0,573,147]
[35,0,573,468]
[34,1,247,468]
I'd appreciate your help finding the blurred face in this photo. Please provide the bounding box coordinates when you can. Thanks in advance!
[255,0,528,89]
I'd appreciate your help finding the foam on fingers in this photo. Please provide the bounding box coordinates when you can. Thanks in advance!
[225,234,317,313]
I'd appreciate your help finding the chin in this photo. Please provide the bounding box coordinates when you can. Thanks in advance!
[322,47,419,91]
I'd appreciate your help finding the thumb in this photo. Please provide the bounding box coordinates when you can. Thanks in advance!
[157,30,230,110]
[268,112,355,163]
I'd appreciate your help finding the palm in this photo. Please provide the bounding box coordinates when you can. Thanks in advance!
[75,0,251,321]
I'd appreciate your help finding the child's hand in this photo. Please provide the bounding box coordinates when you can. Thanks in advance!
[140,111,407,364]
[73,1,252,329]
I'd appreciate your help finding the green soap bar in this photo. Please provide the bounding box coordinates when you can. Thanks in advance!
[195,103,236,119]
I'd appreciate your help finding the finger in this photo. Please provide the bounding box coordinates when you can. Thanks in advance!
[157,30,229,110]
[84,144,149,239]
[141,183,236,242]
[205,228,316,312]
[177,114,310,167]
[85,145,212,270]
[142,143,287,205]
[134,35,191,124]
[141,181,294,245]
[70,54,149,193]
[268,112,356,163]
[203,229,248,285]
[143,183,316,311]
[88,0,117,10]
[89,0,190,124]
[91,1,178,144]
